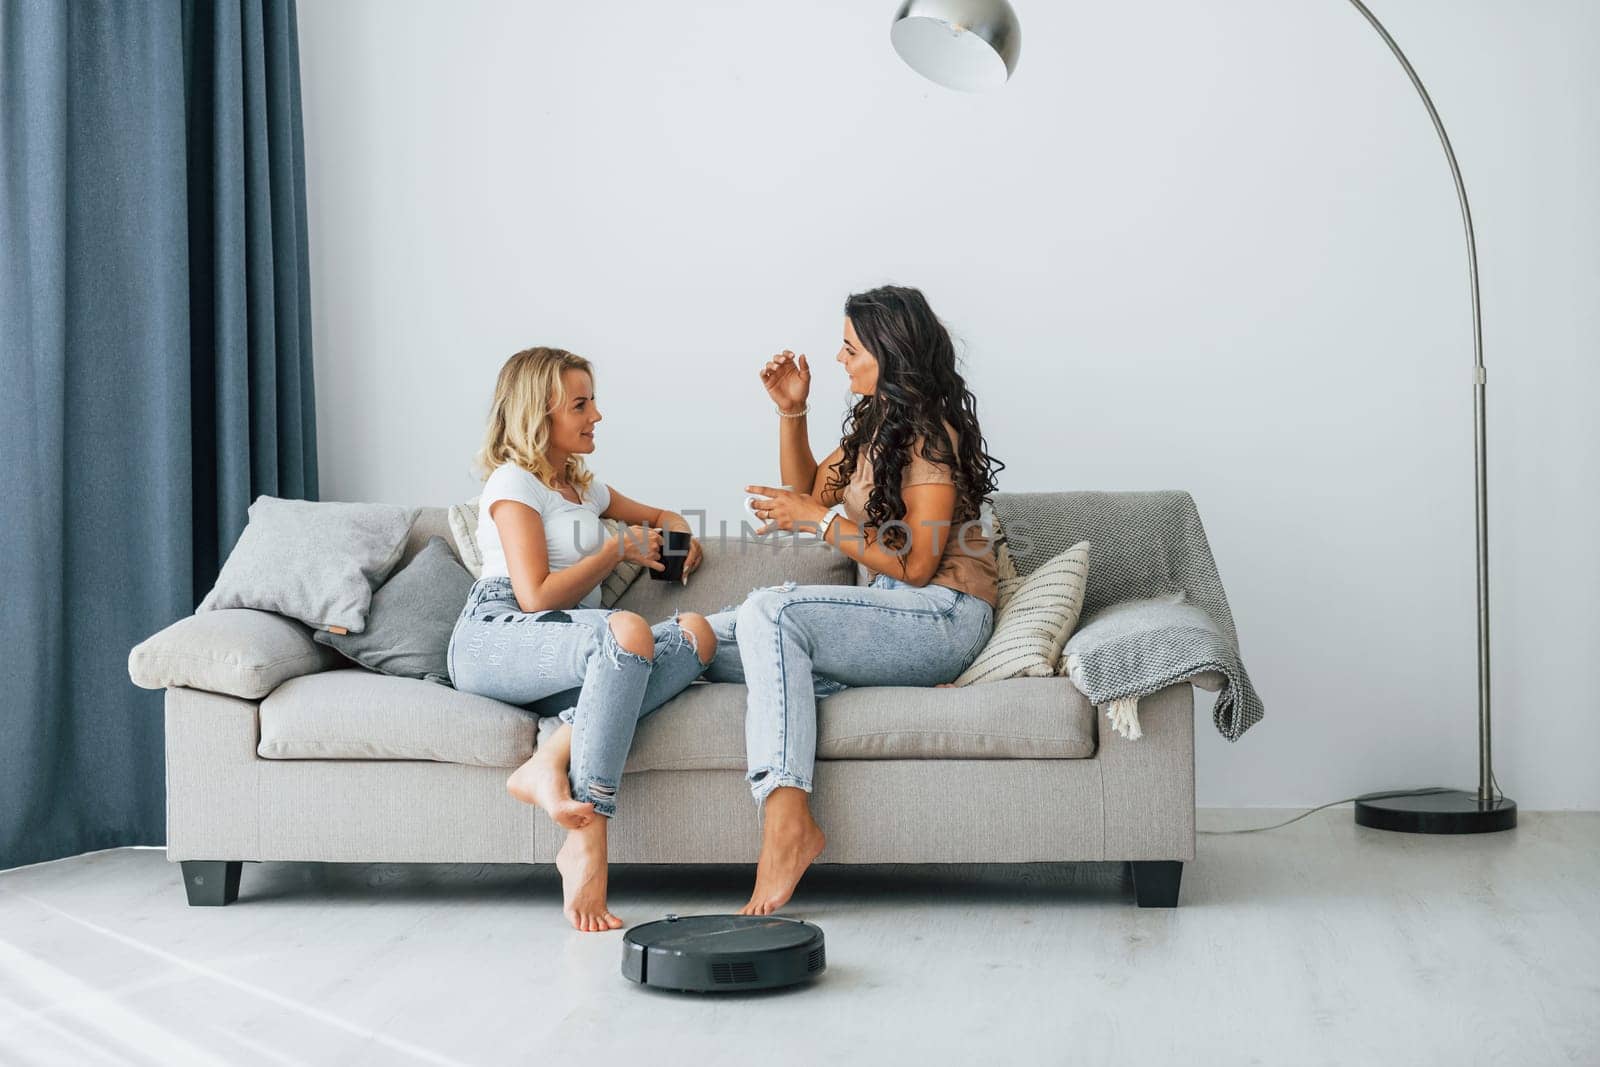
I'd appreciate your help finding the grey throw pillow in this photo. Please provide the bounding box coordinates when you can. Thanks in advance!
[314,537,472,685]
[198,496,415,633]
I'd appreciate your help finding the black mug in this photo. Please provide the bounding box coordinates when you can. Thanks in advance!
[648,528,692,582]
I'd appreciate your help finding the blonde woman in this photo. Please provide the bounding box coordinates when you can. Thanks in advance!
[448,347,714,932]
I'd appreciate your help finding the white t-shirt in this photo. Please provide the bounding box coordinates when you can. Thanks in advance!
[478,464,613,609]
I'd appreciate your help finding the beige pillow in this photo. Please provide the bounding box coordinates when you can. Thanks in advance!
[950,539,1090,686]
[129,608,342,698]
[447,497,643,608]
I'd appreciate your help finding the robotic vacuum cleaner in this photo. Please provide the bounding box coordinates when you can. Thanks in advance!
[622,914,826,992]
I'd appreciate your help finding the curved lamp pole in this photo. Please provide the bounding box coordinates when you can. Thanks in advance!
[890,0,1515,833]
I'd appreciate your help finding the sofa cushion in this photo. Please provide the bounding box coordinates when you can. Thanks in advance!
[256,670,1096,768]
[626,677,1097,770]
[129,608,343,699]
[259,670,537,766]
[612,536,856,620]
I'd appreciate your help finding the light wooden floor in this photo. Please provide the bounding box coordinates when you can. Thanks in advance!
[1,810,1595,1066]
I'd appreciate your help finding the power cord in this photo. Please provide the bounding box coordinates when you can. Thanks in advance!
[1197,787,1457,834]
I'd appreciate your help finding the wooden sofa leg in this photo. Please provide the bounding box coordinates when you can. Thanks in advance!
[181,861,242,906]
[1130,861,1182,908]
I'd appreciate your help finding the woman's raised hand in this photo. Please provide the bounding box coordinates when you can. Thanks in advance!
[618,524,665,572]
[760,350,810,414]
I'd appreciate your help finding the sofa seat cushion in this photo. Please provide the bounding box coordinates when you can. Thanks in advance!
[624,677,1096,771]
[259,670,537,766]
[256,670,1096,769]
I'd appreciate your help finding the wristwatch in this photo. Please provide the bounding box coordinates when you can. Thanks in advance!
[816,503,847,540]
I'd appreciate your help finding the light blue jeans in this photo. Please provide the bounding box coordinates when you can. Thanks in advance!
[447,577,709,817]
[704,573,994,802]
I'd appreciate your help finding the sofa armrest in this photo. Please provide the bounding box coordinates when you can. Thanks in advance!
[129,608,342,700]
[1096,681,1196,862]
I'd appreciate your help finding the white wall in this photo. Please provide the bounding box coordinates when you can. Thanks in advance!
[296,0,1600,809]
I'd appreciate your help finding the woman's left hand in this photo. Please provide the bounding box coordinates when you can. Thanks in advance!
[682,536,704,583]
[746,485,828,535]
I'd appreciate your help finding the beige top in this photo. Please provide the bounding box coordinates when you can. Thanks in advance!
[838,424,998,608]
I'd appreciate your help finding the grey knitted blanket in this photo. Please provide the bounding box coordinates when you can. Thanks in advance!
[990,491,1263,742]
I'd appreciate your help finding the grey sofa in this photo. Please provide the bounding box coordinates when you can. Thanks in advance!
[131,498,1199,910]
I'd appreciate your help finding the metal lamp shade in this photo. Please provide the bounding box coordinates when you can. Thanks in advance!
[890,0,1021,92]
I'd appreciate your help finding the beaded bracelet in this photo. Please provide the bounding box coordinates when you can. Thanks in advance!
[776,404,810,419]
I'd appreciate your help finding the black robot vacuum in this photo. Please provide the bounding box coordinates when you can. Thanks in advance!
[621,914,826,992]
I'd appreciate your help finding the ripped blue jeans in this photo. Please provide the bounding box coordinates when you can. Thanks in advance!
[447,577,709,817]
[703,573,994,803]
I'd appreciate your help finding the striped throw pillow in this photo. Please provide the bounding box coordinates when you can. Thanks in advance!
[950,539,1090,686]
[446,500,485,577]
[597,518,646,606]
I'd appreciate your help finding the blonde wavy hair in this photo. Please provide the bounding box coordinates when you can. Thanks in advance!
[473,346,598,495]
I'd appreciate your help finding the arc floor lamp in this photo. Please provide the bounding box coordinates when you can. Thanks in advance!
[889,0,1516,833]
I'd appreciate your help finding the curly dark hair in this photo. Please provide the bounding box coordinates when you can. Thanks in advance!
[822,285,1004,563]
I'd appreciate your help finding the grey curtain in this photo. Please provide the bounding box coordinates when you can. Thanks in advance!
[0,0,317,871]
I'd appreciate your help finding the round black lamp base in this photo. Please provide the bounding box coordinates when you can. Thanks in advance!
[1354,789,1516,834]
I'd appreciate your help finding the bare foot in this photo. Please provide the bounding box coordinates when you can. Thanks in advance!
[506,729,595,830]
[555,824,623,932]
[739,787,826,916]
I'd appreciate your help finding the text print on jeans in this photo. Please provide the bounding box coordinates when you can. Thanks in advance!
[462,617,562,682]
